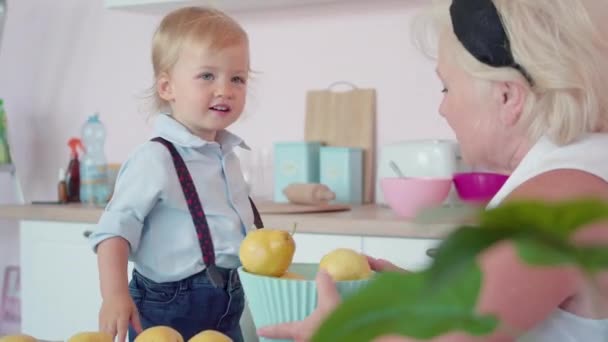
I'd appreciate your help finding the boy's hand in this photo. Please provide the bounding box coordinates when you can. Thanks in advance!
[99,293,142,342]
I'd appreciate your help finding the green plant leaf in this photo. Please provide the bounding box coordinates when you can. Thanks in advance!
[515,236,608,272]
[514,235,577,265]
[427,226,517,286]
[310,199,608,342]
[550,199,608,235]
[311,263,498,342]
[478,201,553,232]
[574,246,608,272]
[492,199,608,271]
[479,199,608,239]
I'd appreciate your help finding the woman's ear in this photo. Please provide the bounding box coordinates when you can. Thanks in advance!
[157,72,174,103]
[497,81,527,127]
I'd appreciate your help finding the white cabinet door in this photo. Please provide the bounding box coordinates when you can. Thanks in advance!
[20,221,133,341]
[292,233,362,264]
[18,221,263,342]
[362,237,441,271]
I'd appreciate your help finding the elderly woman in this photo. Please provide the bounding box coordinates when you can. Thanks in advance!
[258,0,608,341]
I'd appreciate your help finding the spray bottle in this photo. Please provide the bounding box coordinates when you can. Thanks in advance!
[65,138,83,203]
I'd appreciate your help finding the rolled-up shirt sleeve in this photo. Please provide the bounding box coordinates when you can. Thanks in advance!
[89,143,168,254]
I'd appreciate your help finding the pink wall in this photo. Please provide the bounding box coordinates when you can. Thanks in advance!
[0,0,453,331]
[0,0,452,203]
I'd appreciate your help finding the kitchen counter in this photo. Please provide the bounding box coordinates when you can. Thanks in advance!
[8,201,478,341]
[0,202,477,239]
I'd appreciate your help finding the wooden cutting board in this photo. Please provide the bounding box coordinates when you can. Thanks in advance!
[304,84,376,203]
[257,202,351,214]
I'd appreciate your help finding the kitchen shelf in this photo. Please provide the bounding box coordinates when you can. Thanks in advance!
[0,202,477,239]
[104,0,348,14]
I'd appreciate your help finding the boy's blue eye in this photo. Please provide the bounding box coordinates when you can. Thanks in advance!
[199,73,214,80]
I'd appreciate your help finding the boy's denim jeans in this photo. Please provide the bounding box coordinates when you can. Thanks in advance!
[127,267,245,342]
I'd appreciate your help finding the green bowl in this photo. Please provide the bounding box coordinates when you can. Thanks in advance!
[238,263,373,342]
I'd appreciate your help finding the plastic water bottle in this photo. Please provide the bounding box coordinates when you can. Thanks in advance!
[80,113,109,205]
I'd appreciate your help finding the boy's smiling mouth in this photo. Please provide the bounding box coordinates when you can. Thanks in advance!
[209,104,231,115]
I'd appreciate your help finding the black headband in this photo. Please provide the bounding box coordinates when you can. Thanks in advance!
[449,0,534,85]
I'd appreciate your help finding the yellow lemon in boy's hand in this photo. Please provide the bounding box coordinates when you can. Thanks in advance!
[239,228,296,277]
[67,332,113,342]
[319,248,373,281]
[188,330,232,342]
[280,271,307,280]
[0,334,37,342]
[134,326,184,342]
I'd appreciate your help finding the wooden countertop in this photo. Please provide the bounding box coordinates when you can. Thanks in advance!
[0,202,478,239]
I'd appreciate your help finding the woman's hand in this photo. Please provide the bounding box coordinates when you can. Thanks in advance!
[257,270,341,341]
[258,256,407,341]
[366,255,408,273]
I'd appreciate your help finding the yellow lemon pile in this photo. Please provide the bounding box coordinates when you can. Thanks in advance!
[0,327,233,342]
[239,225,372,281]
[0,335,37,342]
[133,326,232,342]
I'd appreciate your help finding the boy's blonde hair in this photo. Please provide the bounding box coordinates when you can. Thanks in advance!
[150,6,249,112]
[420,0,608,145]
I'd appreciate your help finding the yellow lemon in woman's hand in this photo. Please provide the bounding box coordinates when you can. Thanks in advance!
[319,248,372,281]
[239,228,296,277]
[188,330,232,342]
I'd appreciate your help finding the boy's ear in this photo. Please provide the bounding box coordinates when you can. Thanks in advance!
[157,72,174,102]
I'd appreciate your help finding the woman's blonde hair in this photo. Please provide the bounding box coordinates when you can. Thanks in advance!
[420,0,608,145]
[149,6,249,112]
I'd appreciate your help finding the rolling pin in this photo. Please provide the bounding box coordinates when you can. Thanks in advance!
[283,183,336,205]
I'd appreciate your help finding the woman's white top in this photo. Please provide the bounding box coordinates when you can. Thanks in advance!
[487,134,608,341]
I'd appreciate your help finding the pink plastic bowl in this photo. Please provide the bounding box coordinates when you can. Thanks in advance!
[452,172,509,203]
[380,177,453,218]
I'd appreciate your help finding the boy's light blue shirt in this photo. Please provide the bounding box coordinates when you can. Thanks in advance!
[89,114,256,283]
